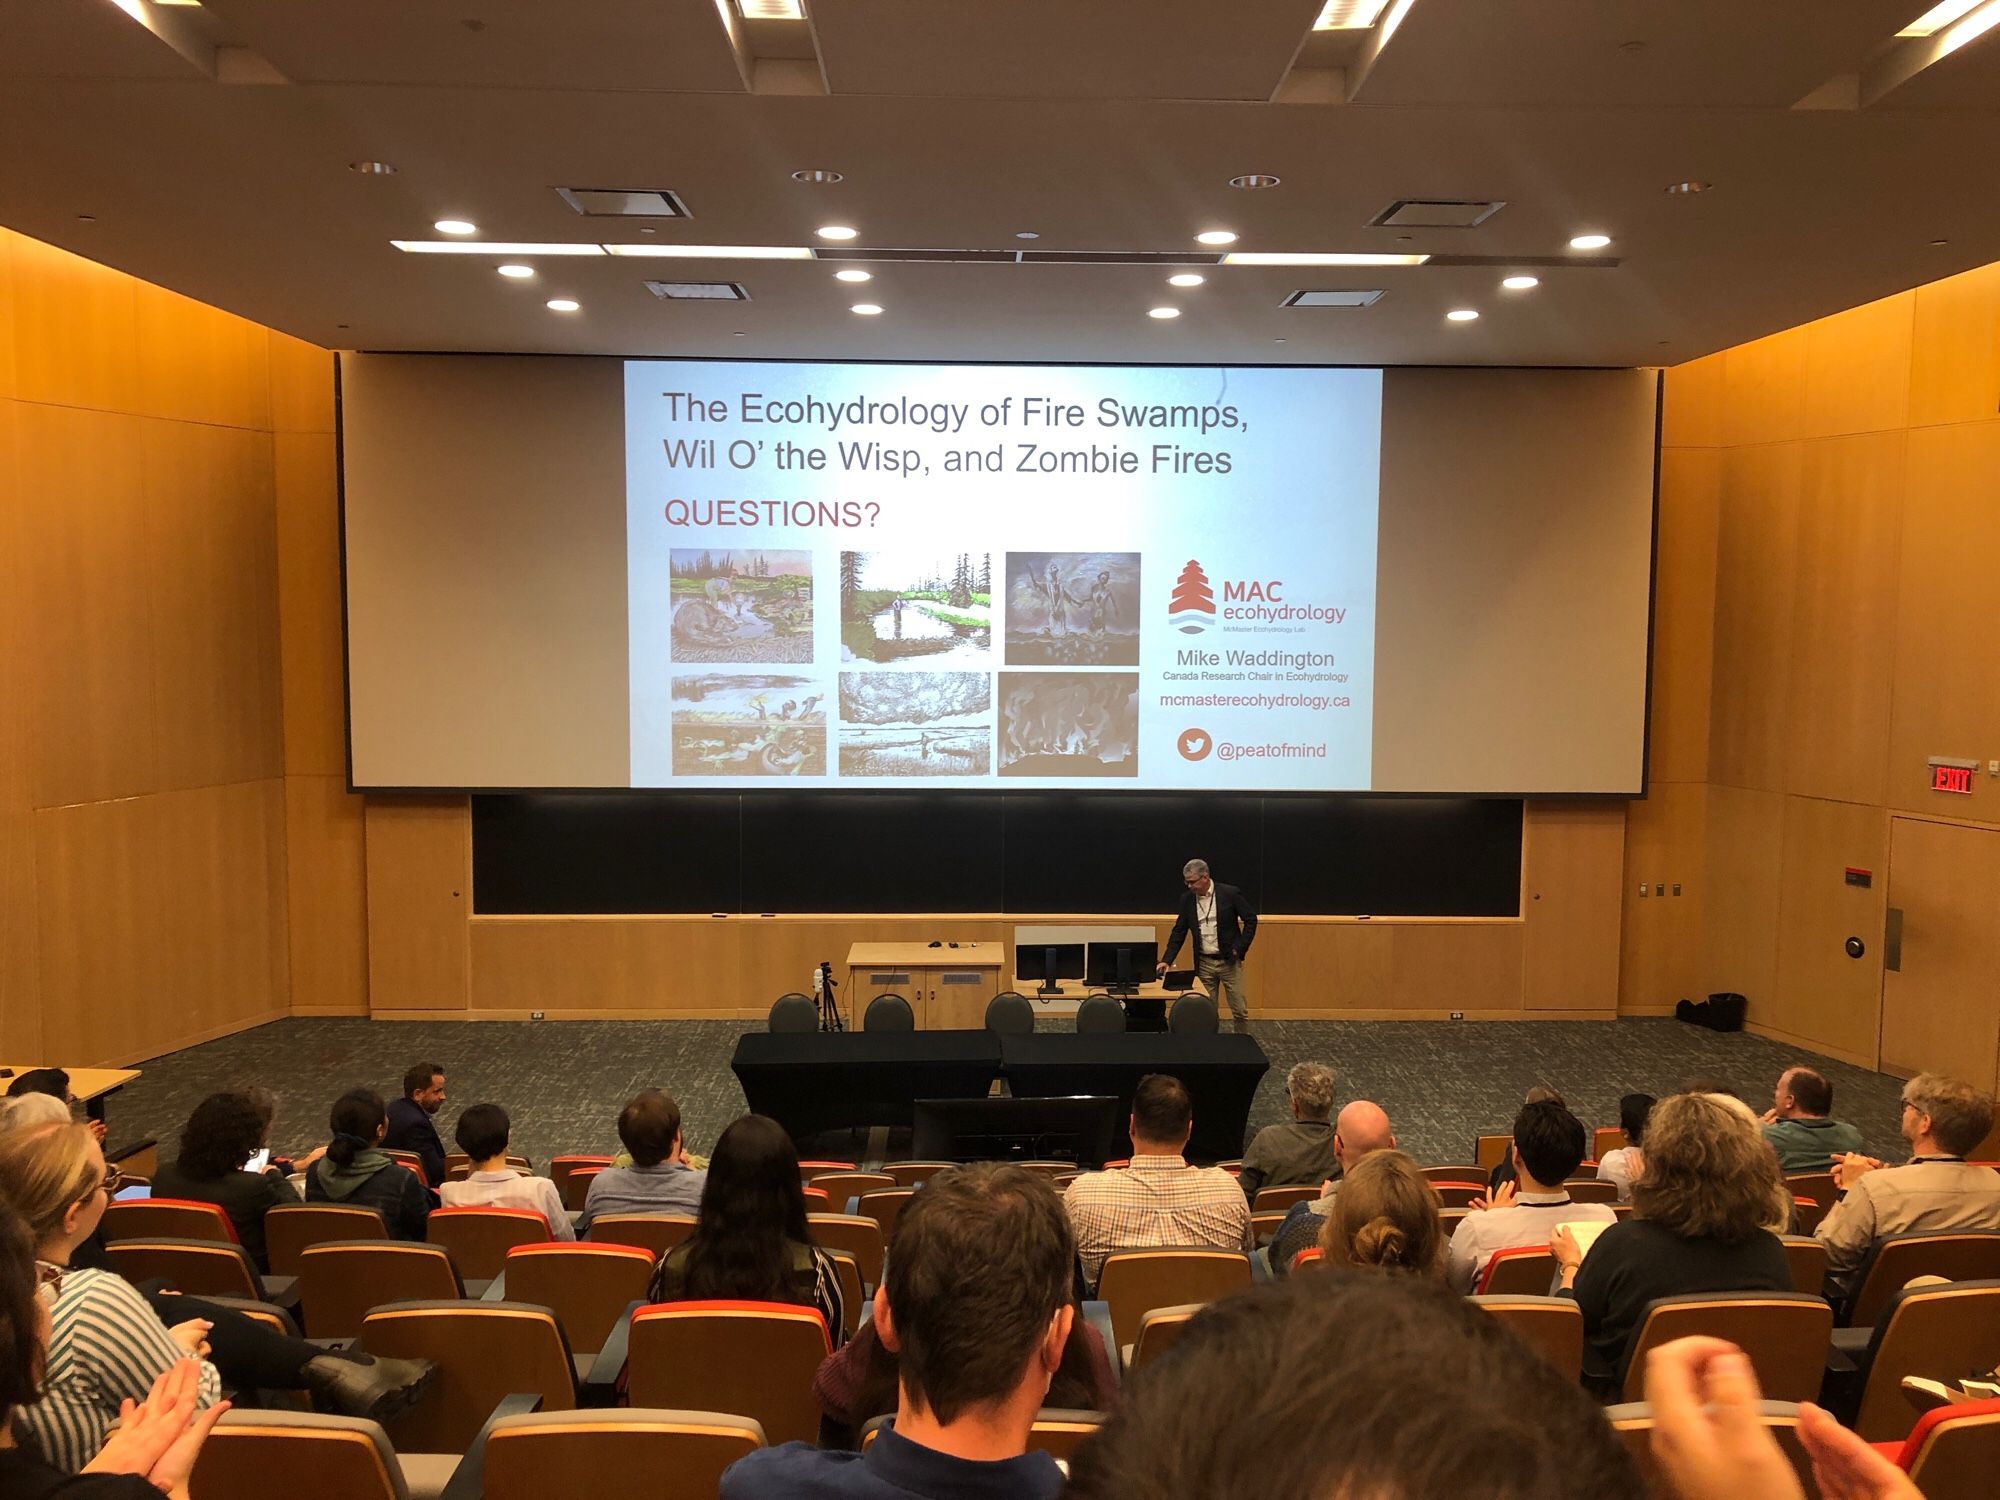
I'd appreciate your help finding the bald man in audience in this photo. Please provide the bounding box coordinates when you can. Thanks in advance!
[1267,1101,1396,1276]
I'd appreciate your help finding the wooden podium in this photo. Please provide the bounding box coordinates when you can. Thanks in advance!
[844,943,1007,1029]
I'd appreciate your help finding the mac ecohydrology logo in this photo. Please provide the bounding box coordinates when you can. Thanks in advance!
[1168,559,1215,635]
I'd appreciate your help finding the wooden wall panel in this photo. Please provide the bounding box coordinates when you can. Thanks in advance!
[1708,443,1802,792]
[1721,326,1809,447]
[1388,923,1525,1013]
[0,235,16,400]
[365,797,472,1012]
[1908,262,2000,430]
[269,332,335,435]
[0,397,38,1062]
[1783,433,1903,807]
[1258,922,1395,1014]
[1522,803,1625,1010]
[1662,352,1723,449]
[1619,782,1708,1014]
[1769,796,1886,1066]
[1650,448,1720,783]
[1888,420,2000,822]
[285,775,369,1014]
[1800,294,1912,440]
[132,281,271,431]
[8,231,141,416]
[1879,817,2000,1087]
[274,432,347,776]
[1700,785,1784,1015]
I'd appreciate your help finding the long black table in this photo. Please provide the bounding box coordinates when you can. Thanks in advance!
[999,1033,1270,1162]
[731,1031,1003,1139]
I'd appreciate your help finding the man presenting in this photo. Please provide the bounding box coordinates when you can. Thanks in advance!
[1158,858,1257,1031]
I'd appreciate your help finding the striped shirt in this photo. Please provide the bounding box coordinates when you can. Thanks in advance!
[21,1264,223,1474]
[1064,1155,1253,1285]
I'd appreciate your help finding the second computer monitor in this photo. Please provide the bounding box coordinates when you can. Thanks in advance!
[1016,942,1086,995]
[1085,940,1158,994]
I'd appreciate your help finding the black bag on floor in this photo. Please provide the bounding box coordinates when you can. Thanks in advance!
[1675,992,1747,1032]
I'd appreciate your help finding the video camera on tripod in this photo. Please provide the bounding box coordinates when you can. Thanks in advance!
[812,959,845,1032]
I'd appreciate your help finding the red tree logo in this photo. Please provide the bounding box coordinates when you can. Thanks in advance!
[1168,560,1215,634]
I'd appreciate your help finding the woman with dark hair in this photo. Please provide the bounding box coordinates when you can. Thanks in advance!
[1554,1092,1793,1375]
[647,1115,843,1340]
[304,1089,432,1240]
[151,1093,301,1272]
[1595,1092,1656,1204]
[1320,1150,1447,1276]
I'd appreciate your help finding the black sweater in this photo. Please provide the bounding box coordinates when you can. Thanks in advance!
[1563,1218,1794,1377]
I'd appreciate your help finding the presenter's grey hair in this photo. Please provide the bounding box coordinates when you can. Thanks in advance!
[1285,1063,1337,1121]
[1182,858,1209,878]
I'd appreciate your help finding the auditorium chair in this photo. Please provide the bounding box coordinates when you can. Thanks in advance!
[806,1171,895,1210]
[1561,1178,1620,1204]
[1474,1135,1511,1172]
[266,1204,387,1275]
[1439,1207,1472,1240]
[501,1241,655,1356]
[1167,994,1218,1035]
[383,1149,431,1188]
[1214,1159,1243,1175]
[1841,1280,2000,1441]
[1076,995,1127,1035]
[479,1408,768,1500]
[1476,1246,1558,1296]
[1469,1295,1584,1381]
[858,1189,916,1240]
[824,1248,865,1338]
[1421,1165,1486,1183]
[1250,1211,1288,1246]
[1778,1234,1828,1295]
[883,1160,954,1186]
[562,1167,607,1212]
[768,993,819,1033]
[1287,1247,1325,1273]
[1095,1249,1252,1350]
[441,1153,532,1184]
[105,1237,270,1303]
[801,1184,833,1212]
[1845,1230,2000,1327]
[808,1213,885,1286]
[1251,1185,1318,1212]
[549,1154,614,1199]
[297,1240,464,1340]
[588,1213,697,1259]
[1430,1183,1486,1208]
[1128,1302,1203,1371]
[1015,1161,1074,1178]
[427,1207,552,1281]
[192,1409,449,1500]
[861,1410,1106,1463]
[1592,1127,1626,1162]
[624,1301,831,1447]
[864,994,915,1031]
[1790,1195,1828,1235]
[799,1160,859,1177]
[1604,1400,1814,1497]
[1614,1291,1833,1402]
[359,1301,577,1455]
[1785,1171,1840,1207]
[1884,1396,2000,1497]
[101,1197,239,1244]
[984,991,1036,1035]
[203,1294,305,1342]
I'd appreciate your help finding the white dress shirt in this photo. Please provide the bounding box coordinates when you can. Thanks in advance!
[1445,1190,1616,1294]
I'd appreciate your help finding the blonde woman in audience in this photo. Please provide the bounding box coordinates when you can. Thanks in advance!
[1318,1150,1447,1276]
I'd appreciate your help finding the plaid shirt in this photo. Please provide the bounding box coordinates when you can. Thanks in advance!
[1065,1155,1253,1284]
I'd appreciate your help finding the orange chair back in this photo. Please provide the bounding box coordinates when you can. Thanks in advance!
[1289,1247,1326,1272]
[563,1167,607,1212]
[297,1240,462,1339]
[1849,1231,2000,1328]
[1096,1250,1251,1349]
[807,1214,885,1287]
[427,1206,551,1281]
[1026,1410,1105,1462]
[192,1411,406,1500]
[1620,1294,1833,1402]
[1778,1235,1827,1295]
[800,1186,832,1213]
[806,1173,896,1209]
[1607,1402,1813,1496]
[382,1149,431,1188]
[1854,1280,2000,1441]
[503,1241,656,1355]
[589,1214,697,1259]
[265,1205,386,1275]
[626,1301,831,1447]
[1250,1211,1288,1246]
[1471,1294,1584,1381]
[105,1238,261,1300]
[858,1189,916,1241]
[799,1160,858,1178]
[1477,1246,1557,1296]
[882,1161,953,1186]
[1431,1183,1486,1208]
[361,1301,577,1454]
[1784,1172,1839,1207]
[1129,1303,1203,1369]
[551,1156,614,1199]
[1790,1195,1828,1235]
[1251,1185,1317,1212]
[481,1410,767,1500]
[1474,1135,1511,1172]
[1593,1127,1626,1162]
[1898,1396,2000,1495]
[1562,1179,1620,1204]
[1421,1165,1486,1183]
[102,1198,238,1244]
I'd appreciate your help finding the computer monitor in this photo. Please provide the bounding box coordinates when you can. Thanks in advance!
[911,1095,1120,1169]
[1085,939,1158,996]
[1014,942,1086,996]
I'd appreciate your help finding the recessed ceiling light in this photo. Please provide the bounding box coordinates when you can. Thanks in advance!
[1899,0,1983,36]
[835,269,873,283]
[1229,174,1282,190]
[1168,273,1206,288]
[1446,308,1480,322]
[738,0,803,15]
[1313,0,1391,28]
[1016,231,1040,240]
[75,213,97,224]
[816,224,859,241]
[1931,238,1951,246]
[851,303,883,316]
[1568,233,1612,250]
[1501,274,1539,290]
[546,298,581,312]
[1195,230,1239,246]
[791,169,844,184]
[1148,307,1182,320]
[604,243,813,260]
[349,161,397,176]
[434,219,478,236]
[497,264,535,278]
[1221,252,1428,267]
[391,241,607,255]
[1665,181,1710,195]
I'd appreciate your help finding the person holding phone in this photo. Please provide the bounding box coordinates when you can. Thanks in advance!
[151,1093,302,1274]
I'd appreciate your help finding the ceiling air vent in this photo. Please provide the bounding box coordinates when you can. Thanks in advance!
[1370,199,1505,229]
[556,187,691,219]
[645,280,749,301]
[1283,289,1385,308]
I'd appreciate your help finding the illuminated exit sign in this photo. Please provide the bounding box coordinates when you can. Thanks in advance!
[1930,758,1977,795]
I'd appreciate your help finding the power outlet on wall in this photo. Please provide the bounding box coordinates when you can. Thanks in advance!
[1449,1011,1465,1020]
[531,1010,545,1020]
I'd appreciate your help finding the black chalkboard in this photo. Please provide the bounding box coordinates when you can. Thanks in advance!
[472,792,1522,917]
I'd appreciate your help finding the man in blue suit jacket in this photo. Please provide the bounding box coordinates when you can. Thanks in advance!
[1158,858,1258,1030]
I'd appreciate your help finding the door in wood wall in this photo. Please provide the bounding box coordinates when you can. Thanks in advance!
[1879,816,2000,1090]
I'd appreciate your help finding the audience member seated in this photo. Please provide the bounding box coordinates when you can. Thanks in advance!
[1236,1061,1338,1202]
[244,1085,323,1178]
[305,1088,433,1241]
[723,1164,1074,1500]
[1554,1092,1792,1375]
[1817,1071,2000,1302]
[0,1092,71,1135]
[0,1203,231,1500]
[151,1093,301,1273]
[1758,1066,1865,1174]
[577,1089,706,1235]
[5,1070,103,1145]
[1319,1149,1446,1276]
[0,1122,434,1474]
[1063,1074,1251,1288]
[1596,1092,1654,1203]
[647,1114,840,1338]
[437,1102,571,1239]
[1486,1084,1564,1194]
[1267,1100,1396,1276]
[382,1061,449,1190]
[1063,1269,1637,1500]
[1448,1098,1613,1294]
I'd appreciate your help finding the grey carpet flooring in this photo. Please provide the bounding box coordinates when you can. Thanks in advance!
[99,1016,1910,1171]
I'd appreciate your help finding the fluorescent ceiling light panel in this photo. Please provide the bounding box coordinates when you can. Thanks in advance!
[604,244,814,260]
[392,241,606,255]
[1314,0,1391,28]
[1222,252,1429,267]
[1939,0,2000,52]
[737,0,803,16]
[1898,0,1983,35]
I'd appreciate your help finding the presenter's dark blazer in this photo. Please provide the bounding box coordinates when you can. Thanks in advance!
[1163,881,1259,966]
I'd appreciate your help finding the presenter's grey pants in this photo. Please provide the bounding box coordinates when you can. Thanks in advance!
[1196,954,1251,1023]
